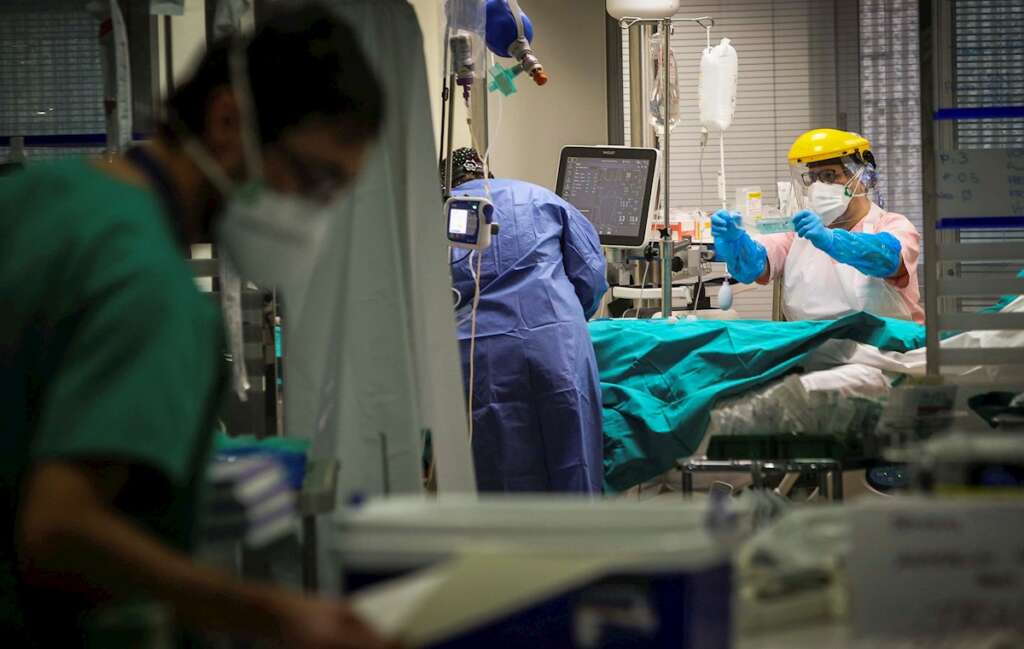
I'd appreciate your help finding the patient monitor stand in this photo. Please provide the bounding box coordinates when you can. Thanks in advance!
[604,238,731,318]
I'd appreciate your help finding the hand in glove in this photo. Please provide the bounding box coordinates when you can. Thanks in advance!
[793,209,834,252]
[710,209,767,283]
[793,209,902,278]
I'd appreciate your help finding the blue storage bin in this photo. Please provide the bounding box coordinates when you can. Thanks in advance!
[215,448,307,492]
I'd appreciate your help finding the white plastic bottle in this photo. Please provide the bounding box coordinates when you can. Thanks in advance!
[606,0,680,20]
[718,276,733,311]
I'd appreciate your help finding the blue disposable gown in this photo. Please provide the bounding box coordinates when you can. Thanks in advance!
[451,179,609,493]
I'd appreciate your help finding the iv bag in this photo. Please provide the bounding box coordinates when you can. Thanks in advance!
[445,0,487,84]
[445,0,485,35]
[699,37,738,131]
[649,32,680,135]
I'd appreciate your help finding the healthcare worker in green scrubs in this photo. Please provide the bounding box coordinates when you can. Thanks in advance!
[0,5,394,648]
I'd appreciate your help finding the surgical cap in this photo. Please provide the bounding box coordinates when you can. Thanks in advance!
[440,147,487,193]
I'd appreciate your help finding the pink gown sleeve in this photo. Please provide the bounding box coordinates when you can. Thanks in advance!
[754,232,797,281]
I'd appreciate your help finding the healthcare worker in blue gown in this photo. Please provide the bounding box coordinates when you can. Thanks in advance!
[444,148,609,493]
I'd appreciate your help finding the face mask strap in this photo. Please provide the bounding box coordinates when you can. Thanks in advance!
[169,117,236,197]
[843,165,868,199]
[228,43,265,183]
[166,39,261,199]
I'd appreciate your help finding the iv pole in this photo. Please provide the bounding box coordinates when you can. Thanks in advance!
[618,15,714,318]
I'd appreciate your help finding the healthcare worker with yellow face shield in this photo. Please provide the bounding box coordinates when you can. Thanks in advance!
[711,129,924,323]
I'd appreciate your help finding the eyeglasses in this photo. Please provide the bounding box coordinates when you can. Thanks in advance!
[800,168,846,187]
[279,145,354,204]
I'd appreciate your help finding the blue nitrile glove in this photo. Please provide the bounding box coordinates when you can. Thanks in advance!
[711,209,768,284]
[793,209,902,278]
[793,209,835,252]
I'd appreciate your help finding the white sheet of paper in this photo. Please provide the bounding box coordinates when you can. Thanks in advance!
[349,552,610,648]
[351,569,449,639]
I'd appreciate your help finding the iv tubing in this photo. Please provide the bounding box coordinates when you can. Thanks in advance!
[719,131,727,209]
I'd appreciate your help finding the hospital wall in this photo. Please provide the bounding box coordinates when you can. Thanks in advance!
[160,1,608,191]
[407,0,448,152]
[487,0,609,190]
[411,0,610,190]
[157,1,210,98]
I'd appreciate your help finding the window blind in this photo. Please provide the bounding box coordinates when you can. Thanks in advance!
[859,0,923,236]
[0,0,105,161]
[953,0,1024,149]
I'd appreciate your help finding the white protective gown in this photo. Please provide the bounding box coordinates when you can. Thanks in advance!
[782,204,914,322]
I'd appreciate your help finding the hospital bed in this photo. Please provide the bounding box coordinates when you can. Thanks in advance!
[593,296,1024,497]
[677,361,904,501]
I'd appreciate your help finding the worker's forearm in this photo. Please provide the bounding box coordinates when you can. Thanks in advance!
[18,468,289,639]
[755,259,771,285]
[887,259,910,288]
[22,503,288,638]
[827,230,902,278]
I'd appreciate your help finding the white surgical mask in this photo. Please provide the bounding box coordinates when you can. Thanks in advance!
[177,44,329,291]
[808,169,864,226]
[215,184,328,290]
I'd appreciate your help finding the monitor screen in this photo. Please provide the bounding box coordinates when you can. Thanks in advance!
[555,147,658,247]
[449,208,471,235]
[446,199,483,245]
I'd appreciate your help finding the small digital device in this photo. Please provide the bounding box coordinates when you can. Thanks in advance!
[555,146,660,248]
[445,196,495,250]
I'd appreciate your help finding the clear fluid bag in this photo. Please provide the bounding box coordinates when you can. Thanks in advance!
[649,31,681,135]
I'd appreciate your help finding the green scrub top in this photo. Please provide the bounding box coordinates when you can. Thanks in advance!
[0,158,225,643]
